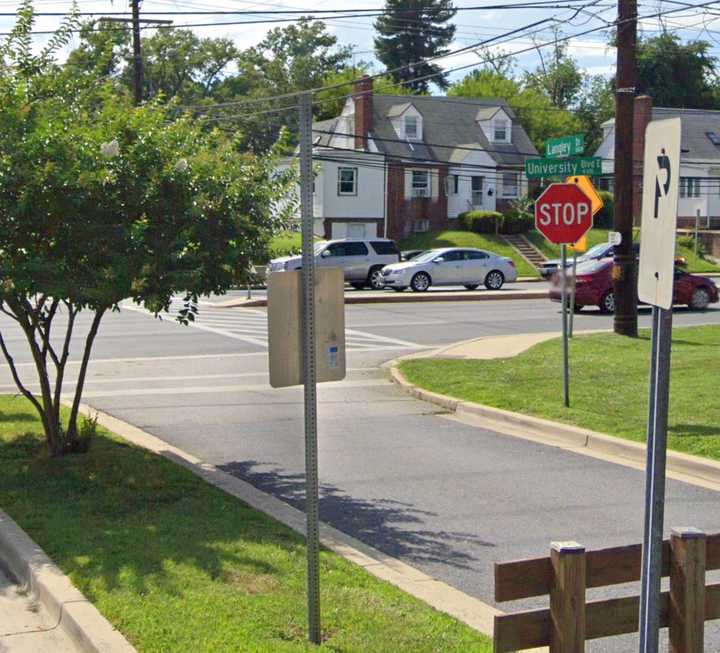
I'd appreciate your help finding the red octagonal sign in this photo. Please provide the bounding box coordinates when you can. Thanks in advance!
[535,183,593,244]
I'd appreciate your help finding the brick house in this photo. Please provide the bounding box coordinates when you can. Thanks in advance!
[308,76,538,240]
[596,95,720,228]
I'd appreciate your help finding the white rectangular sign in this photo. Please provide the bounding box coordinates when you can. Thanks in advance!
[267,268,346,388]
[638,118,682,310]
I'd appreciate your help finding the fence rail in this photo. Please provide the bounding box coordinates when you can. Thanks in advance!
[493,529,720,653]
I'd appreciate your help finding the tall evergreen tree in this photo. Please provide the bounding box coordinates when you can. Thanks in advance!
[374,0,456,93]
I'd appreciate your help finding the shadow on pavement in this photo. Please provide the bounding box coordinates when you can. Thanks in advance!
[219,459,494,572]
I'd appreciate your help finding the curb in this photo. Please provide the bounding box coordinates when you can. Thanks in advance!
[215,289,549,308]
[389,366,720,492]
[78,403,510,644]
[0,510,137,653]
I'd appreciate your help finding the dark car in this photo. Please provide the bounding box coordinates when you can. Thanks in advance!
[549,259,719,312]
[539,242,640,279]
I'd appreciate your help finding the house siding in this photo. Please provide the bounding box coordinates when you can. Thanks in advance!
[386,163,448,240]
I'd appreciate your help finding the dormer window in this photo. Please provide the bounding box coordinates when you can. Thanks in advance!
[405,115,418,140]
[493,118,509,142]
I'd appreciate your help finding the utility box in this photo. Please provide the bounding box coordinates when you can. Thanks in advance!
[267,268,346,388]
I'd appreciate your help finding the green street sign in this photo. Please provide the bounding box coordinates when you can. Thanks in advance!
[525,156,602,179]
[545,134,585,158]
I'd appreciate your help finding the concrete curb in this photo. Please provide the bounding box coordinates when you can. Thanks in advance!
[389,365,720,492]
[215,289,548,308]
[0,510,137,653]
[77,403,516,645]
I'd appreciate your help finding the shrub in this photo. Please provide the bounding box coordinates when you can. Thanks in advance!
[594,190,614,228]
[458,210,503,234]
[501,196,534,234]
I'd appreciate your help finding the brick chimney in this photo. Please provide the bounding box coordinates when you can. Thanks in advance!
[632,95,653,220]
[353,75,373,150]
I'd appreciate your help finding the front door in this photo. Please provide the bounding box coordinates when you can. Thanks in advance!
[431,250,465,284]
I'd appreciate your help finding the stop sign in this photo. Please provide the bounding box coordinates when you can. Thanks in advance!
[534,183,593,244]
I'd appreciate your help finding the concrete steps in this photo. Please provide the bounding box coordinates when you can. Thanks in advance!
[502,234,547,269]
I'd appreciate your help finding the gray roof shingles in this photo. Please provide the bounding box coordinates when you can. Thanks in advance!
[314,94,538,167]
[651,107,720,161]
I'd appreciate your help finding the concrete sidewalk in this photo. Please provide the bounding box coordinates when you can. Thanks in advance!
[0,568,75,653]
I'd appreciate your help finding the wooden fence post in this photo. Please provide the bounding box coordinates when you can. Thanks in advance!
[550,541,586,653]
[670,527,706,653]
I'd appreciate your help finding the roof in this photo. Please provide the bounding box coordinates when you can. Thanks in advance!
[601,107,720,161]
[315,94,538,166]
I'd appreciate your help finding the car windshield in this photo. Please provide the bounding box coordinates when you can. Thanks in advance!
[584,243,610,258]
[411,249,446,263]
[313,241,328,255]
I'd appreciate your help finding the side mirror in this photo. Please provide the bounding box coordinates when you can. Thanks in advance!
[433,257,444,264]
[320,249,331,258]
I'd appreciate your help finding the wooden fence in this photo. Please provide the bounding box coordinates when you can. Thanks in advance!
[493,528,720,653]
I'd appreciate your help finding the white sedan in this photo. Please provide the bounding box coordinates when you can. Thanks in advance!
[381,247,517,292]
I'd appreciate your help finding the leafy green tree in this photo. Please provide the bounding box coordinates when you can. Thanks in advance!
[449,69,581,151]
[576,74,614,153]
[374,0,456,93]
[635,32,719,109]
[524,33,583,110]
[0,8,291,456]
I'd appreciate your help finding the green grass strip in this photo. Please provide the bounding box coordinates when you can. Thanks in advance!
[0,397,491,653]
[400,325,720,461]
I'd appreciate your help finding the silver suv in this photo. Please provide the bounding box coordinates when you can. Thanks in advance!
[268,238,400,290]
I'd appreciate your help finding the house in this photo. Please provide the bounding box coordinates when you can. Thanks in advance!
[308,76,538,240]
[596,95,720,228]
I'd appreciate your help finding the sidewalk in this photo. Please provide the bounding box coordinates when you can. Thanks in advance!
[0,568,75,653]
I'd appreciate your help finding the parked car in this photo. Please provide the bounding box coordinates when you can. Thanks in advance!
[401,249,425,262]
[381,247,517,292]
[549,259,719,312]
[539,242,640,279]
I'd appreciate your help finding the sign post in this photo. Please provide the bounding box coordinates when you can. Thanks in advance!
[567,236,588,338]
[534,183,594,407]
[637,118,682,653]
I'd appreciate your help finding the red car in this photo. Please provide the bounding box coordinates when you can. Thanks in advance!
[550,259,719,312]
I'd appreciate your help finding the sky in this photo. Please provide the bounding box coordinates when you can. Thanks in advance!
[1,0,719,91]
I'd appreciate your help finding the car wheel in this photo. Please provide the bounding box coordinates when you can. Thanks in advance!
[484,270,505,290]
[367,266,386,291]
[689,287,711,310]
[599,291,615,314]
[573,304,583,313]
[350,282,365,290]
[410,272,431,292]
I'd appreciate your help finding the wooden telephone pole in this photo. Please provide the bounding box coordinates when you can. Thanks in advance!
[613,0,638,336]
[100,3,172,106]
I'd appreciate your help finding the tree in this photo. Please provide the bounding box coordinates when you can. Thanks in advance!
[374,0,456,93]
[0,7,292,456]
[576,74,614,153]
[524,32,583,110]
[449,69,581,151]
[635,32,719,109]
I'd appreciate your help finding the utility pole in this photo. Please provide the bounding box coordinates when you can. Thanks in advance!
[613,0,638,336]
[99,11,172,107]
[131,0,143,106]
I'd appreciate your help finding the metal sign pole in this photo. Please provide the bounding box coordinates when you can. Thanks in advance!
[298,91,321,645]
[560,244,569,407]
[638,305,673,653]
[569,251,578,338]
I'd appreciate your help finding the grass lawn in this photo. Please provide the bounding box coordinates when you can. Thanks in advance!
[400,325,720,462]
[526,229,720,274]
[268,230,302,260]
[0,397,491,653]
[399,230,538,278]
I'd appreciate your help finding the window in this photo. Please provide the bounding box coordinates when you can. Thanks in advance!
[437,250,464,262]
[370,241,400,255]
[471,176,484,206]
[413,219,430,233]
[493,119,509,142]
[680,177,701,198]
[411,170,430,197]
[337,167,357,195]
[325,241,368,257]
[707,132,720,146]
[465,250,489,260]
[501,172,519,198]
[405,115,418,139]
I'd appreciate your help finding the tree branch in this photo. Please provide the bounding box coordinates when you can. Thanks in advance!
[0,328,45,419]
[52,303,77,429]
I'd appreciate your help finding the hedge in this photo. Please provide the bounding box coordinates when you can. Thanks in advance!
[458,210,503,234]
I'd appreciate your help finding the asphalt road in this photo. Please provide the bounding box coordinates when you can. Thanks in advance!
[2,297,720,651]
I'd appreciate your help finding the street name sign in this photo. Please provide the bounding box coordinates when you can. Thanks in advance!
[545,133,584,158]
[525,156,601,179]
[638,118,682,310]
[534,183,593,244]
